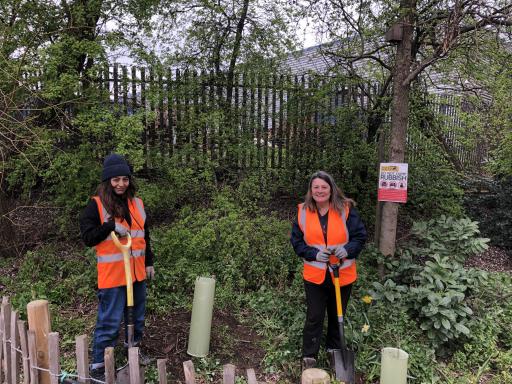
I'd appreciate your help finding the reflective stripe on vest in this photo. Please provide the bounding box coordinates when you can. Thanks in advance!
[298,202,357,285]
[97,249,146,263]
[92,196,147,289]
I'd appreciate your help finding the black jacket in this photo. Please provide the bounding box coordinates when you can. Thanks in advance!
[79,198,154,267]
[290,206,367,262]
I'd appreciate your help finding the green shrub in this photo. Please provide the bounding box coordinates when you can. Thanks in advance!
[149,189,297,312]
[411,215,489,264]
[6,107,146,232]
[409,255,478,350]
[4,245,96,318]
[355,300,435,383]
[137,158,216,218]
[446,272,512,380]
[371,217,490,352]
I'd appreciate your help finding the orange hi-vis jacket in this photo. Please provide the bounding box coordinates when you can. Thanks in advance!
[297,203,357,286]
[92,196,147,289]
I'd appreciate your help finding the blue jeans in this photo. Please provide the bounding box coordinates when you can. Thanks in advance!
[92,280,146,365]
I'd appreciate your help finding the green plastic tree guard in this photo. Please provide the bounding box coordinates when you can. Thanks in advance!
[187,276,216,357]
[380,347,409,384]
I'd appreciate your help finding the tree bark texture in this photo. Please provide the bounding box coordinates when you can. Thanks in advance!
[379,0,416,256]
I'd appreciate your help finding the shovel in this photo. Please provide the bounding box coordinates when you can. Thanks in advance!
[111,232,144,384]
[329,262,356,383]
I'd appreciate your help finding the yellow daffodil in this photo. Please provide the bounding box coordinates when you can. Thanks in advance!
[361,324,370,333]
[362,295,373,304]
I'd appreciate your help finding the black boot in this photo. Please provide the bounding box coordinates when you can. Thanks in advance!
[90,366,105,382]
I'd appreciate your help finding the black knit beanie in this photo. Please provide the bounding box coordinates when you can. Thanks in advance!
[101,154,131,182]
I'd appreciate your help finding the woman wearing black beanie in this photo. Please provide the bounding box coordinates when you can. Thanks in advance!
[79,153,155,380]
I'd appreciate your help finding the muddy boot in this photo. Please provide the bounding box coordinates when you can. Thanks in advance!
[302,357,317,370]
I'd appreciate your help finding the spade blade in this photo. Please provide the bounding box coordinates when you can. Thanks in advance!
[331,348,355,383]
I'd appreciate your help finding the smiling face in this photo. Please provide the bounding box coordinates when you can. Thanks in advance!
[311,177,331,206]
[110,176,130,195]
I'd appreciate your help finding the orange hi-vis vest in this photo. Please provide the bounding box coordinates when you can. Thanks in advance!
[92,196,147,289]
[297,203,357,286]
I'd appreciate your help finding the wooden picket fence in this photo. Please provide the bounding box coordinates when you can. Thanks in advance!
[0,297,261,384]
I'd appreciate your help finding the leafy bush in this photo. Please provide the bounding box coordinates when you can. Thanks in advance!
[149,189,297,312]
[369,279,408,303]
[408,255,480,350]
[411,215,489,263]
[370,217,490,353]
[137,158,216,219]
[245,269,305,375]
[6,107,146,232]
[445,271,512,380]
[1,245,96,318]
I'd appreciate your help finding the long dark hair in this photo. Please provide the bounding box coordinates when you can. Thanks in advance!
[96,177,137,218]
[304,170,355,214]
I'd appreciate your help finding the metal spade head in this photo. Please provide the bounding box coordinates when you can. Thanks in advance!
[331,348,356,383]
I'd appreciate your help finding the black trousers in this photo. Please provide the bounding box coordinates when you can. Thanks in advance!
[303,272,352,358]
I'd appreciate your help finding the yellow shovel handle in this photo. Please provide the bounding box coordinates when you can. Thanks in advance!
[334,275,343,317]
[111,232,134,307]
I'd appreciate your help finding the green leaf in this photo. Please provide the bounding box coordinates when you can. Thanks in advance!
[454,323,470,335]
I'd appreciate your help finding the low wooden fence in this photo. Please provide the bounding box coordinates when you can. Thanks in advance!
[0,297,260,384]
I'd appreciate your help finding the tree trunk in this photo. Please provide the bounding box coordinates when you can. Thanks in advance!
[378,0,416,256]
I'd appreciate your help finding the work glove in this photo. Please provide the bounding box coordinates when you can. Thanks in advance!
[145,266,155,280]
[331,245,348,260]
[315,248,331,263]
[114,223,128,237]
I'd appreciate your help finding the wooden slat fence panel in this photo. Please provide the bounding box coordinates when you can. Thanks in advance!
[17,320,30,384]
[0,294,271,384]
[14,67,487,171]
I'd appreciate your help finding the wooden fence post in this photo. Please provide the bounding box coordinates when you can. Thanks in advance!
[183,360,195,384]
[48,333,59,384]
[246,368,257,384]
[27,300,51,384]
[27,330,39,384]
[75,335,89,383]
[157,359,167,384]
[301,368,330,384]
[128,347,141,384]
[11,310,20,384]
[104,347,115,384]
[2,300,12,384]
[223,364,236,384]
[17,320,30,384]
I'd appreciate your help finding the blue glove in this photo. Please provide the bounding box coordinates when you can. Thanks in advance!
[315,249,331,263]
